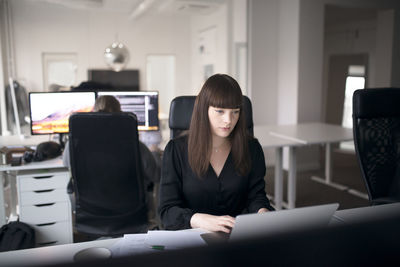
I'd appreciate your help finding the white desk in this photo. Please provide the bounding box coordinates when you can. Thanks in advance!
[0,135,65,224]
[254,126,301,210]
[331,202,400,226]
[269,122,353,187]
[1,135,72,247]
[0,237,120,267]
[255,123,354,209]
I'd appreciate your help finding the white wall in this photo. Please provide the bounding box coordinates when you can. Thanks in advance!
[232,0,247,43]
[248,0,279,126]
[11,0,191,96]
[190,4,228,94]
[231,0,248,93]
[0,25,6,135]
[375,10,394,87]
[277,0,300,125]
[298,0,324,123]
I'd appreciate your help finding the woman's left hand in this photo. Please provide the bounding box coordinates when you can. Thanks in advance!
[257,208,269,213]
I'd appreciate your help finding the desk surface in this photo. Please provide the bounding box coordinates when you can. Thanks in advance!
[332,202,400,224]
[268,122,353,145]
[0,238,119,267]
[0,135,65,172]
[0,135,54,147]
[254,125,300,148]
[0,157,65,172]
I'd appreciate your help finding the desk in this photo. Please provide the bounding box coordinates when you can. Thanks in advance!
[330,202,400,226]
[269,122,353,190]
[0,237,119,267]
[0,158,72,246]
[1,135,66,220]
[1,136,72,246]
[256,123,354,209]
[1,203,398,267]
[254,126,300,210]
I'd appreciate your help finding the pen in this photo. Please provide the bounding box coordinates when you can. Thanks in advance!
[151,245,165,250]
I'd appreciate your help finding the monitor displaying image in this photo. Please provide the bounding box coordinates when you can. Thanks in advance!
[97,91,159,131]
[29,91,96,134]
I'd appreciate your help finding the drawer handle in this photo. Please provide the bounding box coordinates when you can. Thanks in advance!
[35,203,55,207]
[34,189,55,193]
[37,241,58,246]
[36,222,56,227]
[33,175,53,179]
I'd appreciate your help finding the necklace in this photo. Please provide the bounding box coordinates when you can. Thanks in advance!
[213,140,227,153]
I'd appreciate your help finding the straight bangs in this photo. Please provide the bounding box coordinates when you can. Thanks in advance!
[207,80,243,109]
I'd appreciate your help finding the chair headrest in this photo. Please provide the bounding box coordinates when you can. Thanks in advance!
[353,88,400,118]
[169,96,196,131]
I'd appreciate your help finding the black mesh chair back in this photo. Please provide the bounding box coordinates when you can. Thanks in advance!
[69,112,148,236]
[169,95,254,139]
[353,88,400,205]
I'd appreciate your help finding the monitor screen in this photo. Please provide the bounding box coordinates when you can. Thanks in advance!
[97,91,159,131]
[29,91,96,135]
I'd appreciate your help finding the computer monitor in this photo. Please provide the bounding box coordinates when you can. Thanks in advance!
[29,91,96,135]
[96,91,159,131]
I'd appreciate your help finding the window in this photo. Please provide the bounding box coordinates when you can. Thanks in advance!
[340,65,365,150]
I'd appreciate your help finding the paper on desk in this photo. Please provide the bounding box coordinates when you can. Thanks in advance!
[145,228,208,250]
[109,234,155,258]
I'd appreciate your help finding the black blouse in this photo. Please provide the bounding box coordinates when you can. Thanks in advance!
[158,135,273,230]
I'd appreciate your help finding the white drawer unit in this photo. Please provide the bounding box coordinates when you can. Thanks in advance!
[14,169,73,247]
[19,202,71,224]
[33,221,72,247]
[18,172,70,192]
[19,189,69,206]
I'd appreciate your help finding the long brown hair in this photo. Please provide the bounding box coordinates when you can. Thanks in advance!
[188,74,250,178]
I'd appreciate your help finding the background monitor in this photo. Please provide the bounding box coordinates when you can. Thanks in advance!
[97,91,159,131]
[29,91,96,135]
[88,69,139,91]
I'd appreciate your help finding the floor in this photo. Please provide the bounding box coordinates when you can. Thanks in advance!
[264,149,370,210]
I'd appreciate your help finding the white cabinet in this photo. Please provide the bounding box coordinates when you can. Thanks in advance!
[14,170,73,247]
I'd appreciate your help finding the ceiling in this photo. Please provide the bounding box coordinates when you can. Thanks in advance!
[37,0,227,17]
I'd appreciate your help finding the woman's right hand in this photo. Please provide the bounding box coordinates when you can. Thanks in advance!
[190,213,235,233]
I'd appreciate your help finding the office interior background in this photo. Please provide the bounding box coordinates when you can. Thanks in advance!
[1,0,400,208]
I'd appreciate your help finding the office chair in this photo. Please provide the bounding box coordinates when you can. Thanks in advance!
[353,88,400,205]
[68,112,148,237]
[169,95,254,139]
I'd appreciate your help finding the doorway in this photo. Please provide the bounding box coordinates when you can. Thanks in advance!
[325,54,368,125]
[325,54,368,150]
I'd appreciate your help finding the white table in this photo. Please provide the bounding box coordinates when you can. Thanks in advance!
[0,237,120,267]
[269,122,353,188]
[255,123,355,209]
[330,202,400,226]
[269,123,356,208]
[254,126,301,210]
[0,135,64,225]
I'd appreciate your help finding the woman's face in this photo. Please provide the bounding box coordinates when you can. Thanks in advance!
[208,106,240,138]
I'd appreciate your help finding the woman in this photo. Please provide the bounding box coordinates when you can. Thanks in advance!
[158,74,273,233]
